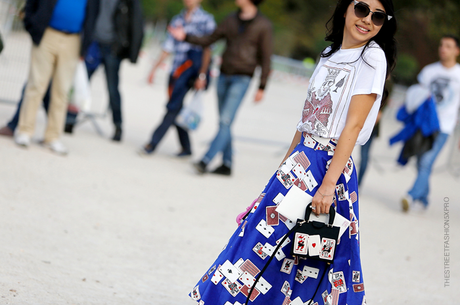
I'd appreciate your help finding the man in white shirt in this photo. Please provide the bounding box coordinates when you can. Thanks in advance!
[402,35,460,212]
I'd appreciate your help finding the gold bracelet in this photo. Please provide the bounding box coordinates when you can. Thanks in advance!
[317,190,334,197]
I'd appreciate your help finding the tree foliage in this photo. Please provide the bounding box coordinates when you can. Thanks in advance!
[141,0,460,83]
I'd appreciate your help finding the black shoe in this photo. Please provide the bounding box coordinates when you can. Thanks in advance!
[211,164,232,176]
[64,123,74,134]
[193,161,207,174]
[112,127,122,142]
[176,150,192,157]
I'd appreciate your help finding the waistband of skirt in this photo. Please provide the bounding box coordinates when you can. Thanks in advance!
[301,132,338,153]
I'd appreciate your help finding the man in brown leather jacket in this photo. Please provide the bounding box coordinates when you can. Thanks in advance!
[169,0,272,176]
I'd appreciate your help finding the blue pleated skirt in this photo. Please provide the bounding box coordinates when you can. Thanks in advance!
[190,133,366,305]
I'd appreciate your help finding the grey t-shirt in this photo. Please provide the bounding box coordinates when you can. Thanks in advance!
[94,0,118,44]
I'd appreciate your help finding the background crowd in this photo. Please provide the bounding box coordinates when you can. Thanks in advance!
[0,0,458,303]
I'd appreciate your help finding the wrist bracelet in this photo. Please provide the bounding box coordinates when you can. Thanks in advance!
[317,190,334,197]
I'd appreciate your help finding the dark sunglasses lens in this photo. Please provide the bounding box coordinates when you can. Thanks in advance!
[372,13,386,26]
[354,3,369,18]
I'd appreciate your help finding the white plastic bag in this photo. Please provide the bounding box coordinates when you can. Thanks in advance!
[176,90,203,131]
[70,61,92,112]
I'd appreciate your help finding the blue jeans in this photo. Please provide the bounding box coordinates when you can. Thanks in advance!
[357,132,375,187]
[408,132,449,206]
[87,42,122,128]
[202,74,251,167]
[148,72,197,153]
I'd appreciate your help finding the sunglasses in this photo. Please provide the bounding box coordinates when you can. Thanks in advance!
[353,0,393,27]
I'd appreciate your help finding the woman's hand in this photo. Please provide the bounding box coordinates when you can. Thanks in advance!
[311,183,336,216]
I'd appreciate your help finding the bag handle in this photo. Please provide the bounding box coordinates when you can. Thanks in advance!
[304,203,336,227]
[244,222,330,305]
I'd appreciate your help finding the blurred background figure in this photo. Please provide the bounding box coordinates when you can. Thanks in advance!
[14,0,99,155]
[65,0,144,141]
[169,0,273,176]
[398,35,460,212]
[139,0,215,157]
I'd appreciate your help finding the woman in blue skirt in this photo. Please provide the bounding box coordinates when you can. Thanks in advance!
[190,1,397,304]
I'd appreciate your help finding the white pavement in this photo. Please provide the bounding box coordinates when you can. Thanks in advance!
[0,54,459,304]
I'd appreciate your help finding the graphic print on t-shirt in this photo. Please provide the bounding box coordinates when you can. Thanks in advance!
[301,65,352,137]
[430,77,454,108]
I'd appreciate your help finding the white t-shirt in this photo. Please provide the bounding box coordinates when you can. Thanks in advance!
[418,62,460,135]
[297,42,387,145]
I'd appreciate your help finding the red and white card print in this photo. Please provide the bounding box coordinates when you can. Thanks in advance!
[191,285,201,301]
[221,278,241,297]
[266,206,279,226]
[239,259,260,277]
[252,242,268,260]
[239,271,256,289]
[280,258,294,274]
[293,233,308,255]
[330,271,347,293]
[353,283,365,292]
[320,238,336,260]
[293,151,311,170]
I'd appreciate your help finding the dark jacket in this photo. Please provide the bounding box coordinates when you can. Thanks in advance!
[24,0,100,57]
[185,11,272,90]
[112,0,144,63]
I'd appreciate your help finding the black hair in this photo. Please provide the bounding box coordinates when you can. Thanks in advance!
[251,0,265,6]
[442,34,460,48]
[321,0,397,79]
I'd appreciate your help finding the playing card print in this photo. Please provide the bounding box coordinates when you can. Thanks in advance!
[303,266,319,279]
[191,285,201,301]
[293,232,308,255]
[239,259,260,277]
[221,278,241,297]
[280,281,291,297]
[239,271,256,288]
[295,269,307,284]
[352,270,361,283]
[308,235,321,256]
[277,170,295,189]
[304,170,318,191]
[254,277,272,295]
[262,242,275,257]
[335,183,346,201]
[353,283,365,292]
[240,285,260,301]
[320,238,336,260]
[273,193,285,205]
[330,271,347,293]
[266,206,279,226]
[219,260,241,283]
[293,178,307,191]
[280,258,294,274]
[253,242,268,260]
[293,151,311,170]
[211,266,224,285]
[255,219,274,238]
[202,273,209,283]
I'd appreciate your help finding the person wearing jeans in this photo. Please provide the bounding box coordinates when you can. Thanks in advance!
[201,74,251,168]
[139,0,215,156]
[407,132,449,207]
[402,35,460,212]
[169,0,273,175]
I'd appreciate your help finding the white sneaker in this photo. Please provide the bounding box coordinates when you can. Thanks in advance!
[15,133,31,147]
[401,195,413,212]
[43,140,68,156]
[410,200,428,214]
